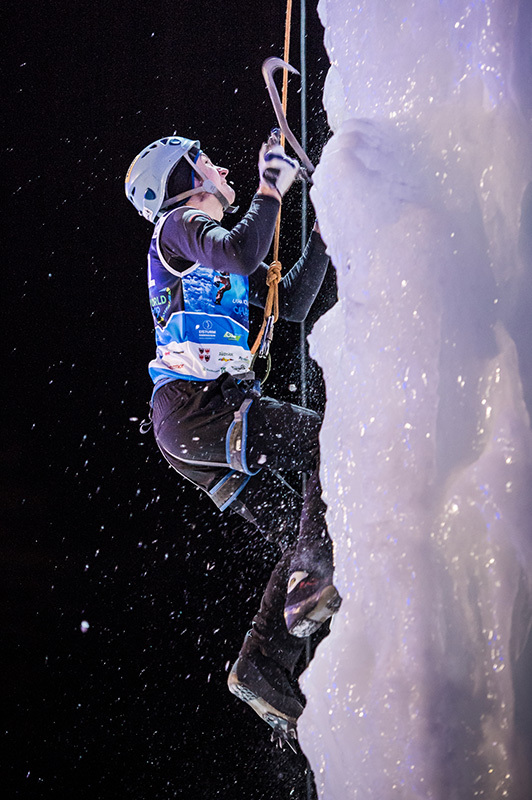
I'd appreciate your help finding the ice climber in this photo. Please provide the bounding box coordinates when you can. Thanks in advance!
[125,135,341,743]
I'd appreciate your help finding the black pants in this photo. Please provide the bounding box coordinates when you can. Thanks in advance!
[151,374,333,671]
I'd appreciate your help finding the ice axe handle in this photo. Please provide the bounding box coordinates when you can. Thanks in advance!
[266,128,312,186]
[264,126,312,186]
[267,128,281,148]
[297,165,313,186]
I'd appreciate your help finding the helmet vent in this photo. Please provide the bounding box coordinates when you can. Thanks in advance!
[126,136,201,222]
[142,144,159,157]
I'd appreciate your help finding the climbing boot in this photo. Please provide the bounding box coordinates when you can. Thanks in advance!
[284,571,342,638]
[228,649,303,748]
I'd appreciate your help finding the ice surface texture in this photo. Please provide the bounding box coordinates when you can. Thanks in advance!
[301,1,532,798]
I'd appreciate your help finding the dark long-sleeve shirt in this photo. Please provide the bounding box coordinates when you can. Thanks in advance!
[160,194,330,323]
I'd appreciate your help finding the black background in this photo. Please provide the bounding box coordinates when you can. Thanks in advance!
[4,1,336,798]
[6,3,531,798]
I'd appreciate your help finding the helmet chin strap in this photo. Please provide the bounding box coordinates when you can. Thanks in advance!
[194,179,239,215]
[161,152,238,215]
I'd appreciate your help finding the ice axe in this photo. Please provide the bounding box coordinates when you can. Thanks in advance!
[262,57,315,184]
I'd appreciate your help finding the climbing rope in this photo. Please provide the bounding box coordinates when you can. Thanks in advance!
[250,0,293,364]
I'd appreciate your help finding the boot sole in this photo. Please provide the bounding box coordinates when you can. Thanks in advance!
[227,664,300,737]
[286,584,342,638]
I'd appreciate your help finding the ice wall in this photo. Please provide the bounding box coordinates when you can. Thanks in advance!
[301,1,532,798]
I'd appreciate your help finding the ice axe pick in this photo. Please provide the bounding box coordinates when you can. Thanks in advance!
[262,57,315,184]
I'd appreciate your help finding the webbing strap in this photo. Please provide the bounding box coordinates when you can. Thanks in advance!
[228,397,254,472]
[209,471,251,511]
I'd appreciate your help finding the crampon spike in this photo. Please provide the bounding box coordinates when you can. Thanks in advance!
[271,728,298,753]
[266,715,298,753]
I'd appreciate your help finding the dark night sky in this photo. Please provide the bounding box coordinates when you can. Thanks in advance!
[4,1,336,798]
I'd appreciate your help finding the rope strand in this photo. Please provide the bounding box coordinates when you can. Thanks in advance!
[251,0,293,359]
[273,0,292,264]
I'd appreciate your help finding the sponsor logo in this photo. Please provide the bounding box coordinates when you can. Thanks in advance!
[224,332,241,341]
[198,347,211,362]
[158,346,184,358]
[198,319,215,338]
[219,357,233,362]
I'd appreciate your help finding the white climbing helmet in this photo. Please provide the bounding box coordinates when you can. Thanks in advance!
[125,135,235,222]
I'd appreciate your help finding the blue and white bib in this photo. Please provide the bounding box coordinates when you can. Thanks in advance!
[147,212,252,388]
